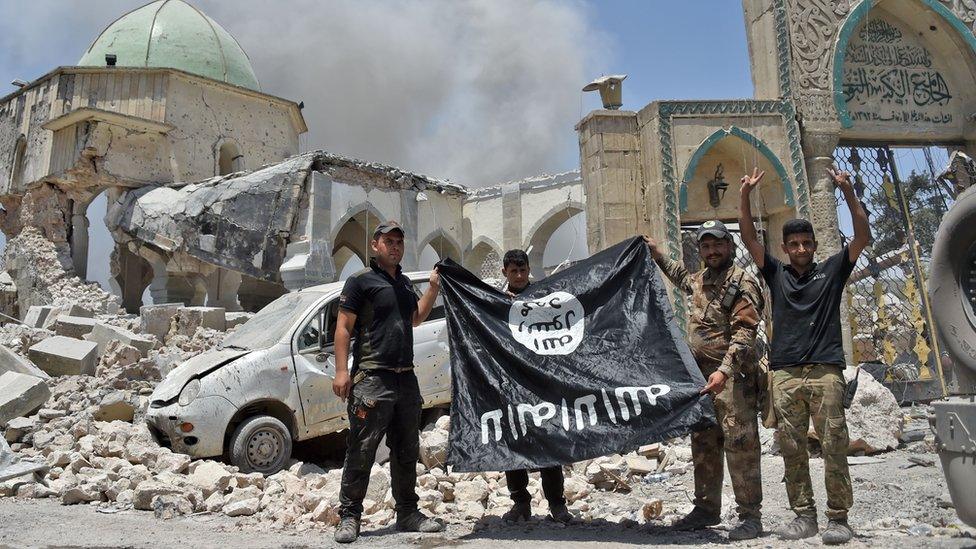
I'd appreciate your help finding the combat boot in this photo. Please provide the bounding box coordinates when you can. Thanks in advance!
[396,510,444,533]
[549,503,574,524]
[774,515,818,540]
[502,501,531,522]
[334,517,360,544]
[728,517,763,540]
[822,519,854,544]
[671,506,721,531]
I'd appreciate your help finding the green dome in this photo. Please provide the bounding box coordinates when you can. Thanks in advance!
[79,0,260,90]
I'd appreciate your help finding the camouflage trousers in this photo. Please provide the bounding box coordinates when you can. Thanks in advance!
[772,364,853,521]
[692,364,762,520]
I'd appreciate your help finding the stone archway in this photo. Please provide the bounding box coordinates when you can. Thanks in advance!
[417,229,462,267]
[465,236,504,274]
[831,0,976,135]
[523,202,585,279]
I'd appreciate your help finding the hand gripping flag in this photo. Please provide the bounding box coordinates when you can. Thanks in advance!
[437,237,715,471]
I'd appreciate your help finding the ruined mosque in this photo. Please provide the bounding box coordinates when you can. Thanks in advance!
[2,0,976,392]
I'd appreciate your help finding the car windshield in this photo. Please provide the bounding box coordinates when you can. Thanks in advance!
[221,291,326,350]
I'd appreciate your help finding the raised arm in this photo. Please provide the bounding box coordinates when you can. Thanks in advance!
[643,235,693,295]
[828,166,871,262]
[738,167,766,269]
[332,309,357,400]
[413,268,441,326]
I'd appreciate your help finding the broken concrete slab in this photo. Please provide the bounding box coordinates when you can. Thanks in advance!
[84,322,154,357]
[140,303,182,340]
[66,304,93,318]
[171,307,226,335]
[54,316,97,339]
[2,416,35,443]
[225,312,252,330]
[94,392,135,422]
[22,305,55,328]
[0,345,49,379]
[27,336,98,376]
[0,371,51,425]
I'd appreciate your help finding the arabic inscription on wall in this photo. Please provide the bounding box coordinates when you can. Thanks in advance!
[843,19,953,126]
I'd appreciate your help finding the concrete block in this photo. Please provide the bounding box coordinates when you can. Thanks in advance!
[84,322,154,357]
[139,303,182,340]
[22,306,55,328]
[28,336,98,376]
[180,307,227,332]
[0,345,49,379]
[0,371,51,425]
[54,316,98,339]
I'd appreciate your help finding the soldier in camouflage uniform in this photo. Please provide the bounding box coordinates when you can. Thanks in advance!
[739,167,869,545]
[645,219,765,541]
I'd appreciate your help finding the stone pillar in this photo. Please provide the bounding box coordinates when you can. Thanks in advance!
[802,131,853,364]
[802,132,843,254]
[147,263,196,306]
[281,172,336,288]
[206,268,243,311]
[501,184,523,253]
[113,244,151,313]
[399,190,420,272]
[70,201,89,279]
[575,110,641,254]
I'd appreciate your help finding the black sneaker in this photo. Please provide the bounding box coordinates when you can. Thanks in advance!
[396,511,444,533]
[334,517,360,544]
[822,519,854,545]
[671,506,721,531]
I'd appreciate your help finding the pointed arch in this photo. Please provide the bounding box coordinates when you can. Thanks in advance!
[465,235,504,272]
[417,228,462,263]
[679,126,795,212]
[832,0,976,128]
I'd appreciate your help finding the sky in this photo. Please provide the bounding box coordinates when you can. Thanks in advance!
[0,0,756,288]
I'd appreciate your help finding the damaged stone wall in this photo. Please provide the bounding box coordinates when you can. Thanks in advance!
[2,227,120,317]
[0,77,56,196]
[165,76,302,181]
[107,153,317,284]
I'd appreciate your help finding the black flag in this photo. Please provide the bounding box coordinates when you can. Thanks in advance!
[437,237,716,472]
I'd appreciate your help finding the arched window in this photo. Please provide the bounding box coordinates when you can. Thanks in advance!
[217,141,243,175]
[10,136,26,190]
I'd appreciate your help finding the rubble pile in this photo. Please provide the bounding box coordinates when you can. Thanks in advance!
[3,227,122,316]
[3,376,699,530]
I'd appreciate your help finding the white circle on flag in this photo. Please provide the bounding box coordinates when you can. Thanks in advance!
[508,291,585,355]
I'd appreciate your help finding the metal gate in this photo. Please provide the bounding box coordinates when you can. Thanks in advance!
[832,145,952,401]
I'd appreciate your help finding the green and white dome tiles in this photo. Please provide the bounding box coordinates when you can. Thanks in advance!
[78,0,259,91]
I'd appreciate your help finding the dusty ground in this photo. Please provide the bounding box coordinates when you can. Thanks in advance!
[0,446,970,548]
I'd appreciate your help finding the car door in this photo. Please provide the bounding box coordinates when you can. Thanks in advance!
[292,298,347,436]
[412,280,452,407]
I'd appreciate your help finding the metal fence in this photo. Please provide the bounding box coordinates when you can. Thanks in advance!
[832,145,951,401]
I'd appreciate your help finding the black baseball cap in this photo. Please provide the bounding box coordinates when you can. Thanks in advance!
[372,220,405,239]
[695,220,732,241]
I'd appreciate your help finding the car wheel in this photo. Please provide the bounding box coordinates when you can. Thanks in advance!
[229,415,293,475]
[930,185,976,372]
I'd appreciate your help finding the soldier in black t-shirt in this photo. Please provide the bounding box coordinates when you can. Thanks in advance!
[332,221,444,544]
[739,167,870,545]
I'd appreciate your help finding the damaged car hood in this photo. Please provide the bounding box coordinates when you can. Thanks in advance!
[151,349,251,403]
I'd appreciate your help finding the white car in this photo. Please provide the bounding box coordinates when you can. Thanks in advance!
[146,272,451,474]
